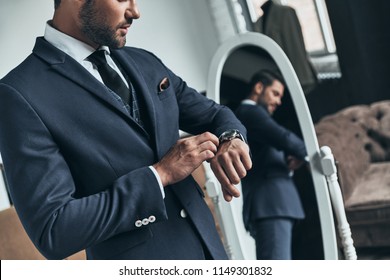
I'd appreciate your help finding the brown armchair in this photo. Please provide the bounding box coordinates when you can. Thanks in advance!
[315,100,390,248]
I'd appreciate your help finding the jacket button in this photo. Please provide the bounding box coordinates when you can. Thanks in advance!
[142,218,149,225]
[135,220,142,227]
[148,215,156,223]
[180,209,187,218]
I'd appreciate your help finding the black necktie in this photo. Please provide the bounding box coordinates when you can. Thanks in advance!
[88,50,143,126]
[88,50,142,125]
[88,50,130,104]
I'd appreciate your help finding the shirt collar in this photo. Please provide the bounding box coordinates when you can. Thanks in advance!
[44,21,110,63]
[241,99,257,106]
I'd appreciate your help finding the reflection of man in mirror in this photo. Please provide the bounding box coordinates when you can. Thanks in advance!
[235,69,307,260]
[0,0,252,260]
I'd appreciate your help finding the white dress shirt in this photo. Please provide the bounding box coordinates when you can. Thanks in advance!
[241,99,257,106]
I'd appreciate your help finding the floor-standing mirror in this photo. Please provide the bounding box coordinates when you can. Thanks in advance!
[205,32,338,260]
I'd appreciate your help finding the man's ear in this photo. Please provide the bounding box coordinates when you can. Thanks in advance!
[254,82,264,95]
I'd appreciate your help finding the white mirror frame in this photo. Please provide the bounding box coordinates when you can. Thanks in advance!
[206,32,338,260]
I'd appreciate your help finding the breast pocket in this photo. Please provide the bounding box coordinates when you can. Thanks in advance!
[155,86,179,125]
[157,85,173,101]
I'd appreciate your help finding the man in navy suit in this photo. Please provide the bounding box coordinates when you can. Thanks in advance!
[0,0,251,260]
[235,70,307,260]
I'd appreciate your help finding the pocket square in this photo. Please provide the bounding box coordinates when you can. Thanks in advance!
[158,77,170,92]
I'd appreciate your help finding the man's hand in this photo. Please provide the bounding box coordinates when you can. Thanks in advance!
[153,132,219,187]
[286,155,305,171]
[209,139,252,202]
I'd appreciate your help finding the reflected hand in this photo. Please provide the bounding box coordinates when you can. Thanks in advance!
[286,155,305,171]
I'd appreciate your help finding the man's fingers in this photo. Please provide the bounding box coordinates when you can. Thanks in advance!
[215,152,247,185]
[222,188,233,202]
[181,133,218,154]
[220,160,241,185]
[210,161,230,188]
[179,134,218,157]
[196,132,219,146]
[233,160,248,179]
[154,132,219,186]
[240,150,252,171]
[198,149,216,162]
[197,140,218,155]
[221,182,240,202]
[210,162,240,201]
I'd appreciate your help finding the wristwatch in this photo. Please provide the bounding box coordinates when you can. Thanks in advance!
[218,129,245,144]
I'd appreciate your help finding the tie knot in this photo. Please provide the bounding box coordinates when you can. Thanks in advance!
[88,50,108,66]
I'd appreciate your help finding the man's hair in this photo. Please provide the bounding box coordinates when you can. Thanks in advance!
[54,0,61,9]
[54,0,92,9]
[248,69,285,93]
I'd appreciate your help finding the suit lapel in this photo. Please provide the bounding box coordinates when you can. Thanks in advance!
[33,37,148,137]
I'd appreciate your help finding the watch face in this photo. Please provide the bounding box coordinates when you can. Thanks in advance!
[226,131,237,140]
[220,129,242,142]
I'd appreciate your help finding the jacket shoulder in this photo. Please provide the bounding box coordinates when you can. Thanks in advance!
[1,53,40,86]
[117,46,163,64]
[236,104,269,119]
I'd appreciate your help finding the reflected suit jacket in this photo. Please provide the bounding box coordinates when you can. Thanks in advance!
[0,37,247,259]
[235,103,306,232]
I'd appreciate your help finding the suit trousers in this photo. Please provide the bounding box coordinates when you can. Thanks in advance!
[252,218,295,260]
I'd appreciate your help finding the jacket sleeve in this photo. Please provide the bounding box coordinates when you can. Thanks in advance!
[241,105,306,159]
[167,67,247,138]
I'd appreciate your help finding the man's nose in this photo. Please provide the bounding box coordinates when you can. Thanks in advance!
[126,0,141,19]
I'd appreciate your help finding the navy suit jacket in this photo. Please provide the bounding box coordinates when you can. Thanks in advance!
[235,103,306,232]
[0,37,246,259]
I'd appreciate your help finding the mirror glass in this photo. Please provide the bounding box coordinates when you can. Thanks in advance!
[221,45,324,260]
[206,32,338,260]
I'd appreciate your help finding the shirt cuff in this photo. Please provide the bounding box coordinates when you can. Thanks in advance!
[148,166,165,199]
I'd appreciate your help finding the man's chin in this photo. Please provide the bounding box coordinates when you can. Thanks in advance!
[107,40,126,49]
[114,37,127,48]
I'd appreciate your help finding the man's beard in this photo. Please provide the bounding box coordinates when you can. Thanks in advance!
[79,1,126,49]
